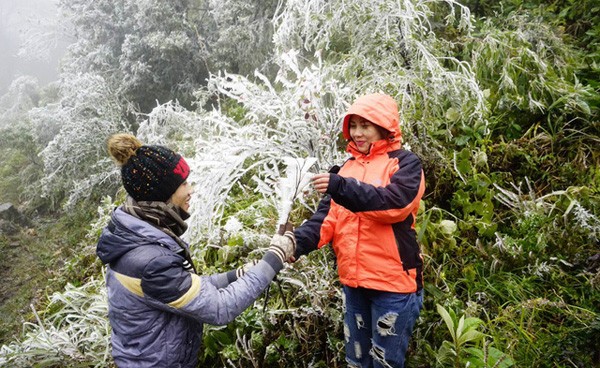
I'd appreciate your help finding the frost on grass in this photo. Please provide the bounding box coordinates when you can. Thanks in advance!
[0,279,111,367]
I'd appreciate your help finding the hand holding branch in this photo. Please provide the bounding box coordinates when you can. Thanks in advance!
[311,173,330,194]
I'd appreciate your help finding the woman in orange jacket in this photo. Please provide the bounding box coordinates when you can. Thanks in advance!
[294,93,425,367]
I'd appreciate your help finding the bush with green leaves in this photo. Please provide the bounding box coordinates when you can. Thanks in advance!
[434,304,513,368]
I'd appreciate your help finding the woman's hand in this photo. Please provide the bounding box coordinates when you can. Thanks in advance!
[311,173,330,194]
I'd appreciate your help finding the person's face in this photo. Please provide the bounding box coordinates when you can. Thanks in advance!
[170,181,194,212]
[348,115,385,154]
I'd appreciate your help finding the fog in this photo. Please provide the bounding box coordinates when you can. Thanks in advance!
[0,0,68,95]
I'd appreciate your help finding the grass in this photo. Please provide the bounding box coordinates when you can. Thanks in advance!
[0,204,97,345]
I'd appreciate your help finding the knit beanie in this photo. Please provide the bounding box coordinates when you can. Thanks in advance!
[107,134,190,202]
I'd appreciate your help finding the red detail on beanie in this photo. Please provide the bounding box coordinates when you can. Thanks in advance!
[173,157,190,179]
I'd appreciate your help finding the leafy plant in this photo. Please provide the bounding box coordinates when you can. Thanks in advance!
[435,304,513,368]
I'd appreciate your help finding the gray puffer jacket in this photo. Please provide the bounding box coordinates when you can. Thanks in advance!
[96,207,283,368]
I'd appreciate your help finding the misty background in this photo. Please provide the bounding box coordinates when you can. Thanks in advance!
[0,0,68,95]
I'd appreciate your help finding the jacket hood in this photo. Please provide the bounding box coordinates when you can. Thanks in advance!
[342,93,402,141]
[96,207,180,265]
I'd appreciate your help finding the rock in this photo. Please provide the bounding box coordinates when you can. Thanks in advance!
[0,203,31,228]
[0,219,19,235]
[0,203,19,220]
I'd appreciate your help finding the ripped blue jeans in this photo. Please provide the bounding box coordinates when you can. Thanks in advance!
[343,286,423,368]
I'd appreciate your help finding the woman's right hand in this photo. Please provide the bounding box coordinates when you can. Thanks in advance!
[311,173,331,194]
[268,231,296,263]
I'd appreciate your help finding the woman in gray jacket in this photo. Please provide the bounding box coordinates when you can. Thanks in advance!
[96,133,295,367]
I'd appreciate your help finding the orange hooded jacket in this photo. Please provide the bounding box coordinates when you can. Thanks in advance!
[295,93,425,293]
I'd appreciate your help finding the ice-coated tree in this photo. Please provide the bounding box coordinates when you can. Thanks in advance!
[130,47,355,244]
[30,73,130,206]
[58,0,280,114]
[203,0,279,76]
[59,0,210,113]
[0,76,41,129]
[272,0,486,145]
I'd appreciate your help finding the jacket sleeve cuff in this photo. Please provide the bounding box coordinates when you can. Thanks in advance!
[327,173,342,194]
[225,269,238,284]
[262,251,284,273]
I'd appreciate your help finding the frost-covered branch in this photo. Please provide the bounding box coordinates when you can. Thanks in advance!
[253,156,317,229]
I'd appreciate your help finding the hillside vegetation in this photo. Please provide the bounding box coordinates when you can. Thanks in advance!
[0,0,598,367]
